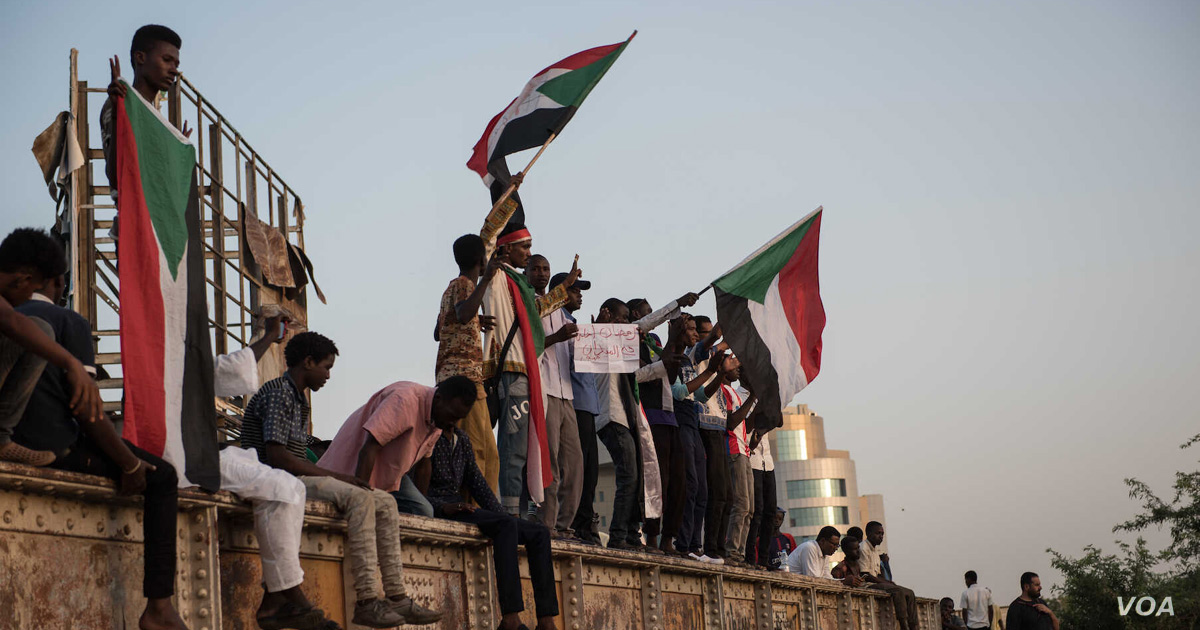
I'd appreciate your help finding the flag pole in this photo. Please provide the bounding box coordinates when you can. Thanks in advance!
[487,132,559,214]
[697,284,713,297]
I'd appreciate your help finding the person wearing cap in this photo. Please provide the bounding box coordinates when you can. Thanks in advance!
[554,271,604,545]
[477,190,580,516]
[527,259,583,538]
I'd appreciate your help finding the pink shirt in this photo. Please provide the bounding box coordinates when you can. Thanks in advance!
[318,381,441,492]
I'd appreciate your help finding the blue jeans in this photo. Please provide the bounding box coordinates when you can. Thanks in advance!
[495,372,530,513]
[391,474,433,517]
[676,422,707,553]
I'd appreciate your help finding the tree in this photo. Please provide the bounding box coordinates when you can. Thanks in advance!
[1047,433,1199,630]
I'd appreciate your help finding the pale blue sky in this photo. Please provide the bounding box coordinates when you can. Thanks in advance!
[3,0,1198,603]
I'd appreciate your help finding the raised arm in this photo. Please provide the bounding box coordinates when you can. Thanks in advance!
[455,255,502,324]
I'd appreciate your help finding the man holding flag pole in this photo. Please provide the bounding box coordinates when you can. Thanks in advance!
[467,33,637,514]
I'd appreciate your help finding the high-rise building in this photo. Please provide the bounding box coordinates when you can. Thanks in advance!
[772,404,886,551]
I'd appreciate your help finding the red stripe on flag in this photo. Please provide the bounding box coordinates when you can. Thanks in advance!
[504,274,552,493]
[115,96,169,455]
[778,212,826,383]
[533,41,624,74]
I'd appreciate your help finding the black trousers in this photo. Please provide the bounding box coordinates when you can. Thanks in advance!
[569,410,598,537]
[746,469,777,566]
[449,508,559,618]
[52,436,178,599]
[644,423,686,541]
[597,422,641,544]
[699,428,731,558]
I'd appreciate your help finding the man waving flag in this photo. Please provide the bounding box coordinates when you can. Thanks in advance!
[713,207,826,431]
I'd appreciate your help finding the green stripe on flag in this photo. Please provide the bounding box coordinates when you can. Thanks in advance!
[123,82,196,280]
[502,268,547,356]
[713,214,817,304]
[536,42,630,108]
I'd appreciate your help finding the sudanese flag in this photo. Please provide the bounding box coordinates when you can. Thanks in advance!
[114,80,218,490]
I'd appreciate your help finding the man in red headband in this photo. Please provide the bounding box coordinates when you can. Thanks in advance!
[478,188,581,516]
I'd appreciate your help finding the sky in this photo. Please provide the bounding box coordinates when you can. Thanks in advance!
[2,0,1198,605]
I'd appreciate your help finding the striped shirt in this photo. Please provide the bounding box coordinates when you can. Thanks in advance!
[241,374,311,464]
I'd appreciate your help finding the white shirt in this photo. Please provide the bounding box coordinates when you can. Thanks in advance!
[787,539,833,579]
[214,346,259,397]
[859,538,883,577]
[959,584,993,628]
[749,433,774,471]
[539,308,573,400]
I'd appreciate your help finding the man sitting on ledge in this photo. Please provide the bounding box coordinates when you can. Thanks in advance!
[415,376,560,630]
[860,521,920,630]
[787,525,861,587]
[317,377,478,517]
[241,332,442,628]
[8,228,184,630]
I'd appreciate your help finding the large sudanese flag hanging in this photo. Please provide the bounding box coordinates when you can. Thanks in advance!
[115,80,219,490]
[467,32,636,227]
[713,207,826,432]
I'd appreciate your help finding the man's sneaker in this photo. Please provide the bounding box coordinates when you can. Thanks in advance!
[388,596,443,625]
[0,442,56,467]
[687,552,706,562]
[699,554,724,565]
[351,599,405,628]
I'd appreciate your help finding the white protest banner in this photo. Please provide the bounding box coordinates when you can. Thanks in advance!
[574,323,640,373]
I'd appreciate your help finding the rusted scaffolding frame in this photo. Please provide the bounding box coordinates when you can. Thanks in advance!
[62,49,308,421]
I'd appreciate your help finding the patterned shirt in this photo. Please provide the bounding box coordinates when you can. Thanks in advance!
[241,374,311,464]
[425,428,504,515]
[436,276,483,384]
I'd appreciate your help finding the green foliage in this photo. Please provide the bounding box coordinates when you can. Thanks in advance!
[1047,433,1199,630]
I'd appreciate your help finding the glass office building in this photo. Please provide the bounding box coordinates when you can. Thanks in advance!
[772,405,887,551]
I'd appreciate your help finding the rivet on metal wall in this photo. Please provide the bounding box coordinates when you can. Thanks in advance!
[67,519,74,530]
[570,611,579,618]
[50,501,59,514]
[197,608,209,618]
[196,569,207,579]
[36,515,44,527]
[2,511,11,524]
[569,598,577,605]
[479,606,489,614]
[196,550,206,560]
[568,585,576,593]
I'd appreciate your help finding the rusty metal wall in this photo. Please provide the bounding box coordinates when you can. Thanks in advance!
[0,463,937,630]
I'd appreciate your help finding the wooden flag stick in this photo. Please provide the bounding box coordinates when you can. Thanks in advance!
[487,132,560,214]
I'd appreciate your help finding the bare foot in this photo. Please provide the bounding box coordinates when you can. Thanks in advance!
[139,599,189,630]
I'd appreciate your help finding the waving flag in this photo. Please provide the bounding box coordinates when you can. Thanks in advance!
[714,207,826,431]
[114,81,218,490]
[467,32,636,205]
